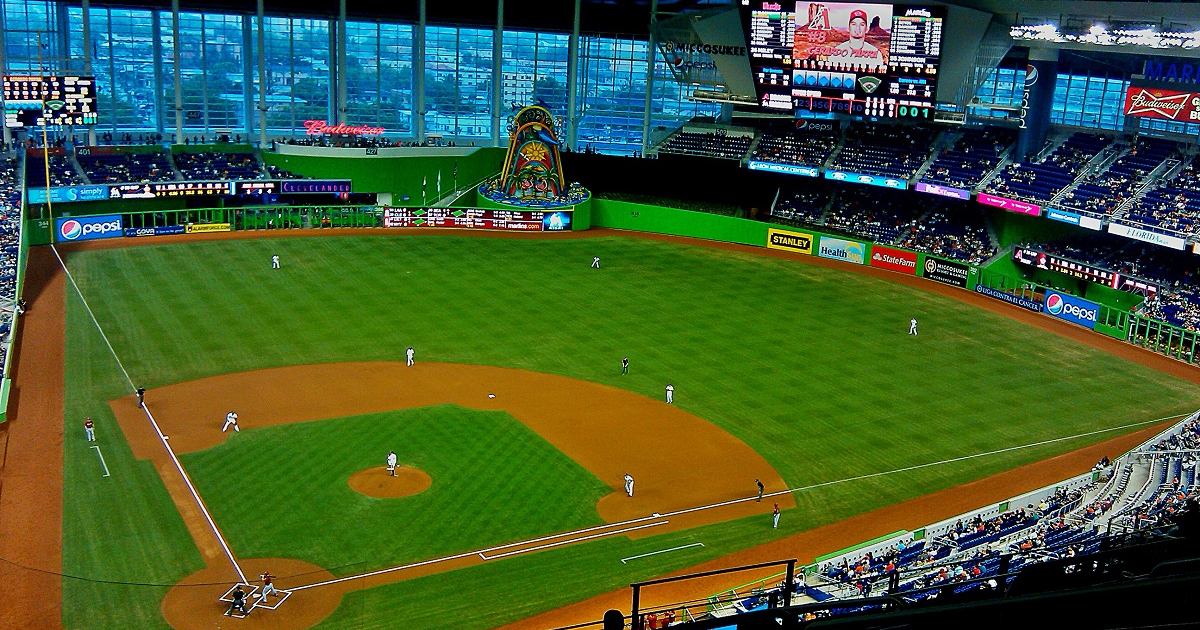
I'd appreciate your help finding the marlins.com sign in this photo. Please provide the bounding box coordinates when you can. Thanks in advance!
[766,228,813,254]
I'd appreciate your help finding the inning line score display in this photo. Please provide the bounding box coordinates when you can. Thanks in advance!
[3,75,98,128]
[742,2,944,118]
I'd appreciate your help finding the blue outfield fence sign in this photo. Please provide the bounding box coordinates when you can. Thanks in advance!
[975,284,1043,312]
[747,161,819,177]
[55,214,123,242]
[823,169,908,190]
[1043,290,1099,329]
[123,225,187,238]
[28,184,108,205]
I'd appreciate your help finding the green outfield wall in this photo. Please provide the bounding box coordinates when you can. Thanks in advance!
[593,199,771,246]
[261,147,505,199]
[474,187,593,230]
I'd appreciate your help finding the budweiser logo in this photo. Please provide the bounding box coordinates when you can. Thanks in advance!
[1125,89,1190,120]
[303,120,386,136]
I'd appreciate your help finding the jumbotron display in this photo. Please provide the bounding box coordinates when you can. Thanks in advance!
[3,75,98,128]
[741,1,944,118]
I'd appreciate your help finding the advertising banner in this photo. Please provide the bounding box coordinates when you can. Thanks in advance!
[1107,222,1187,250]
[55,214,122,242]
[1043,290,1099,330]
[823,169,908,190]
[915,182,970,200]
[975,284,1043,312]
[1123,86,1200,122]
[921,257,970,288]
[767,228,814,254]
[977,193,1040,216]
[123,225,186,238]
[186,223,232,234]
[28,184,108,204]
[279,179,354,194]
[748,161,819,177]
[869,245,917,274]
[1043,208,1104,231]
[818,236,866,264]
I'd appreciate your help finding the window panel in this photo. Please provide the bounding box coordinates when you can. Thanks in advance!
[424,25,493,138]
[577,35,649,155]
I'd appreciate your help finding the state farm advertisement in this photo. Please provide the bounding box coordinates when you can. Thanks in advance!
[869,245,917,274]
[1123,86,1200,122]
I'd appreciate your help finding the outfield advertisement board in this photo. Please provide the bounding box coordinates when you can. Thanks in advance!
[55,214,122,242]
[921,257,970,288]
[747,161,819,177]
[977,193,1040,216]
[28,184,108,204]
[823,170,908,190]
[1043,291,1099,329]
[766,228,814,254]
[818,237,865,264]
[915,182,970,200]
[186,223,231,233]
[869,245,917,274]
[124,225,186,238]
[1107,222,1187,250]
[1045,208,1104,231]
[975,284,1043,312]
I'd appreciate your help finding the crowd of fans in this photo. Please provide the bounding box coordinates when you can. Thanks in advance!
[25,154,85,188]
[831,123,939,180]
[922,127,1016,190]
[822,187,922,244]
[659,129,754,160]
[1059,136,1181,216]
[983,132,1114,205]
[770,187,828,225]
[0,157,21,375]
[751,129,838,168]
[77,150,176,184]
[174,151,264,181]
[1125,153,1200,235]
[895,204,997,265]
[265,164,310,180]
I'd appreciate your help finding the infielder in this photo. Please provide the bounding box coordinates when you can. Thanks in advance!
[621,357,629,375]
[406,346,415,367]
[756,478,764,502]
[386,450,398,476]
[624,473,635,497]
[909,317,918,335]
[271,254,280,269]
[222,411,240,432]
[665,383,674,404]
[591,256,600,269]
[260,571,279,598]
[84,416,95,442]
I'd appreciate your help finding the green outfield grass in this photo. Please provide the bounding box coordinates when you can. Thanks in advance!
[58,233,1200,629]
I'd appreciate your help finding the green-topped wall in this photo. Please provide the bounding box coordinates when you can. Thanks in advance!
[261,148,505,199]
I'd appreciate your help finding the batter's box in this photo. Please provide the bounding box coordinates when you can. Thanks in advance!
[219,583,260,618]
[252,589,291,610]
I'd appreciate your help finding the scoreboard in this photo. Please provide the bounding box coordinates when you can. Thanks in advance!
[382,207,573,231]
[741,2,944,118]
[3,75,98,128]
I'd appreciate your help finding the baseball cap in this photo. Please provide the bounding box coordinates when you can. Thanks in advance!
[849,9,868,23]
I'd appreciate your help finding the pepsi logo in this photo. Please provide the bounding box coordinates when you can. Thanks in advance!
[59,219,83,240]
[1045,292,1064,315]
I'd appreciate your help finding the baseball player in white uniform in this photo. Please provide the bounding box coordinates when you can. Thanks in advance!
[624,473,635,497]
[909,318,918,335]
[591,256,600,268]
[386,450,398,476]
[665,383,674,404]
[406,346,415,367]
[222,411,240,432]
[271,254,280,269]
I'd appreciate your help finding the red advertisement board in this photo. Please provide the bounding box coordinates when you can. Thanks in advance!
[869,245,917,274]
[1123,86,1200,122]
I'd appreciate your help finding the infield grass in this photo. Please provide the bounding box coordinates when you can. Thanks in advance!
[58,233,1200,628]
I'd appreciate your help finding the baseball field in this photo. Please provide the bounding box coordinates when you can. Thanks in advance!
[6,228,1200,630]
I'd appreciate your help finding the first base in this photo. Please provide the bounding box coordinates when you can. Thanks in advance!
[488,394,496,398]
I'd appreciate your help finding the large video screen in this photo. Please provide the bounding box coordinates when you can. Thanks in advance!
[3,75,98,128]
[741,2,944,118]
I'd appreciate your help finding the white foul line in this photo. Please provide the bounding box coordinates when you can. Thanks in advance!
[480,521,669,561]
[54,249,249,586]
[91,445,111,477]
[621,542,704,564]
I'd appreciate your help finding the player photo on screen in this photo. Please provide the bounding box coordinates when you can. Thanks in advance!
[793,2,892,72]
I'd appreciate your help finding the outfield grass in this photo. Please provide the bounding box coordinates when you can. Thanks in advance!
[59,234,1200,628]
[181,406,611,575]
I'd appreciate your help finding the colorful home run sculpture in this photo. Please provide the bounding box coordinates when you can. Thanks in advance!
[479,106,589,208]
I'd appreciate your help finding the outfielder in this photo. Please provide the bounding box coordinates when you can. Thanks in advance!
[591,256,600,269]
[665,383,674,404]
[621,356,629,375]
[271,254,280,269]
[909,317,918,335]
[624,473,635,497]
[386,450,398,476]
[222,411,240,432]
[406,346,415,367]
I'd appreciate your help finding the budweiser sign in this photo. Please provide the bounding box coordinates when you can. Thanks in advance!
[1123,87,1200,121]
[303,120,386,135]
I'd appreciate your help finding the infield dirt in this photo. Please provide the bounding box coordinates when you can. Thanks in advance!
[4,228,1199,630]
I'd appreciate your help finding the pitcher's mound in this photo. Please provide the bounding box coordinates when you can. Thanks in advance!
[348,466,431,498]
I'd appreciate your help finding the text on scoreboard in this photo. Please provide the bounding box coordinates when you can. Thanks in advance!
[382,207,573,231]
[3,75,98,127]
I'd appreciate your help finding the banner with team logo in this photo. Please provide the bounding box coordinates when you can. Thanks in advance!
[1123,86,1200,122]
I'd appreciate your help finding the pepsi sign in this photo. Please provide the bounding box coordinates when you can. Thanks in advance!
[1043,291,1099,330]
[55,214,123,242]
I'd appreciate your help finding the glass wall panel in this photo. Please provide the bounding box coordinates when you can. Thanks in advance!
[501,30,569,119]
[425,25,493,138]
[1050,72,1129,131]
[577,35,647,155]
[346,21,414,135]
